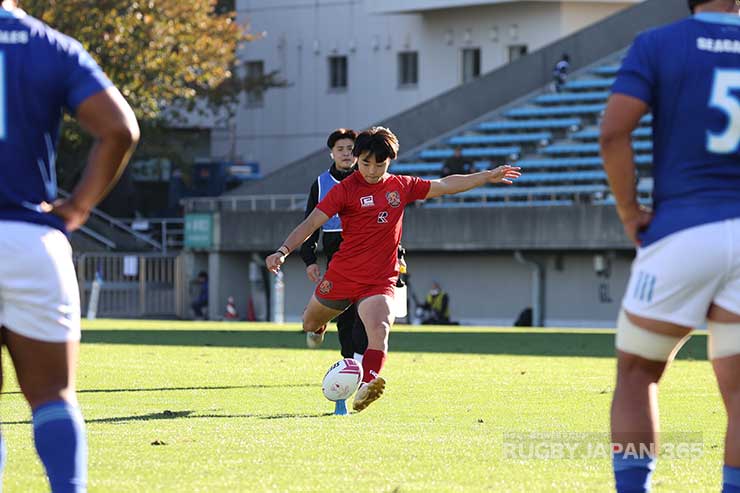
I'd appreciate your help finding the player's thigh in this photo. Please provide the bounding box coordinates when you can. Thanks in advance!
[622,221,730,328]
[357,294,394,333]
[712,218,740,321]
[3,328,78,407]
[703,220,740,404]
[303,294,345,329]
[0,221,81,343]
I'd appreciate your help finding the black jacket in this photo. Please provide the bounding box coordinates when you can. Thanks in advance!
[300,163,354,267]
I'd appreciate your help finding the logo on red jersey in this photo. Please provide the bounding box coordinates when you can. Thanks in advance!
[386,190,401,208]
[318,279,333,295]
[360,195,375,207]
[377,211,389,223]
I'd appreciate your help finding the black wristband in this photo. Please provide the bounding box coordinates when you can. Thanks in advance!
[277,245,290,256]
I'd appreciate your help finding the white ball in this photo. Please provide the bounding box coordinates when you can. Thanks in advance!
[322,358,363,401]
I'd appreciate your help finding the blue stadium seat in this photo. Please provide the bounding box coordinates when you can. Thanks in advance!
[515,154,652,169]
[542,141,652,155]
[513,170,607,183]
[390,162,443,174]
[455,183,608,199]
[506,104,606,118]
[419,146,520,159]
[448,132,551,146]
[391,160,494,175]
[571,127,652,141]
[390,60,656,210]
[424,199,575,208]
[563,79,614,90]
[594,196,652,206]
[534,91,609,104]
[591,65,620,76]
[477,118,581,132]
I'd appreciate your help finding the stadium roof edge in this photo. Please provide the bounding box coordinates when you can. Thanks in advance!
[368,0,642,15]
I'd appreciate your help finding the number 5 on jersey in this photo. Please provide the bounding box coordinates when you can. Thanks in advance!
[708,69,740,154]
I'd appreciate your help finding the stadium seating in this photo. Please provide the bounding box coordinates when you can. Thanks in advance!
[389,55,656,208]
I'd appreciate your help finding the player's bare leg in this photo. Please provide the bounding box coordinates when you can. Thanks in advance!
[3,328,78,408]
[707,304,740,468]
[610,311,691,492]
[302,294,345,348]
[3,327,86,491]
[0,328,5,477]
[352,294,394,412]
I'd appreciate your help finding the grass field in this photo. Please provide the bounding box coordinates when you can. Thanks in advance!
[0,320,726,492]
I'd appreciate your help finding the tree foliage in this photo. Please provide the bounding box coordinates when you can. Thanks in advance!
[23,0,247,120]
[20,0,284,186]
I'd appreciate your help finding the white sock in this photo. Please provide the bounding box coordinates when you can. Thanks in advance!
[353,352,364,364]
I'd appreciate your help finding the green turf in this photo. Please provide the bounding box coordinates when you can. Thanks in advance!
[0,320,725,492]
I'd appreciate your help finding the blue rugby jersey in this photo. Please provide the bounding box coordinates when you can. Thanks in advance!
[0,8,111,232]
[612,13,740,246]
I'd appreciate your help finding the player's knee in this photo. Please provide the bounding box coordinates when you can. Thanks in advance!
[616,310,688,363]
[708,321,740,360]
[616,352,665,385]
[23,385,73,409]
[301,318,320,333]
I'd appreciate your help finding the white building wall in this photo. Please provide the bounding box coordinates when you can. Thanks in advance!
[560,2,632,34]
[220,0,634,175]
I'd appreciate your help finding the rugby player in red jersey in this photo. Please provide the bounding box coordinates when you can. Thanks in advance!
[266,127,520,411]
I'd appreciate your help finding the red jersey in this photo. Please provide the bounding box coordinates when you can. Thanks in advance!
[316,171,431,284]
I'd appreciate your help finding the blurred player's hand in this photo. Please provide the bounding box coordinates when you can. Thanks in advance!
[266,252,286,274]
[618,204,653,246]
[306,263,321,283]
[487,165,521,185]
[47,198,91,232]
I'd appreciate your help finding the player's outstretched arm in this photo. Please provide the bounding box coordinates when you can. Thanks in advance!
[425,165,521,199]
[600,93,652,245]
[51,87,140,231]
[266,208,330,274]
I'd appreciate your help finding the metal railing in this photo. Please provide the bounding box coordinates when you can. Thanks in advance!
[183,193,307,212]
[78,225,117,249]
[120,218,185,255]
[58,189,162,250]
[76,253,185,318]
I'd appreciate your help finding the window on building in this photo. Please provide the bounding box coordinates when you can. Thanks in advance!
[461,48,481,84]
[398,51,419,87]
[508,45,528,62]
[245,60,264,106]
[329,56,348,90]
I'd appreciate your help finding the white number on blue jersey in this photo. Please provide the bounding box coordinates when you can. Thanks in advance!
[708,69,740,154]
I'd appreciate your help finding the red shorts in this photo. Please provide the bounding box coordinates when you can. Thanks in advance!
[315,268,396,306]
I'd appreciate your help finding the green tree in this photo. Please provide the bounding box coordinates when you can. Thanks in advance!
[21,0,284,187]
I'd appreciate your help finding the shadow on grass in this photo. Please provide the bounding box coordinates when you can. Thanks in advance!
[0,383,313,397]
[81,329,709,360]
[2,409,337,426]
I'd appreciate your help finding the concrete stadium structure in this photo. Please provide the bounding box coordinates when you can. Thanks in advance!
[184,0,688,327]
[215,0,639,175]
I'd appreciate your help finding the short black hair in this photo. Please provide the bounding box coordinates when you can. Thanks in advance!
[352,126,399,161]
[326,128,357,149]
